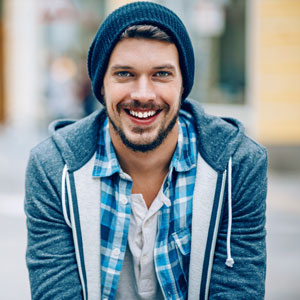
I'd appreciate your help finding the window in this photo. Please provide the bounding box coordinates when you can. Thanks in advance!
[39,0,105,120]
[160,0,246,105]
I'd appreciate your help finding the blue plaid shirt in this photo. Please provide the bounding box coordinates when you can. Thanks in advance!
[92,110,197,300]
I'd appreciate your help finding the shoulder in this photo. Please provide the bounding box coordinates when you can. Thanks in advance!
[182,99,268,173]
[48,109,106,171]
[233,134,268,172]
[231,135,268,213]
[27,108,106,178]
[26,137,65,193]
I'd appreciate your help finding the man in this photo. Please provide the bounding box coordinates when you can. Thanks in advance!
[25,2,268,299]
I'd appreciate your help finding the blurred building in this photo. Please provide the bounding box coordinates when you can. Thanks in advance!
[0,0,299,169]
[0,0,5,124]
[255,0,300,170]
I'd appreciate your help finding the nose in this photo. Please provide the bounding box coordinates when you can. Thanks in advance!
[130,75,156,102]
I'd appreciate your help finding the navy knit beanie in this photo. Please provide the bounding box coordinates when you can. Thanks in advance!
[87,1,195,104]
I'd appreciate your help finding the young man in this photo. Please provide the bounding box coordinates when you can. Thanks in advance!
[25,2,268,299]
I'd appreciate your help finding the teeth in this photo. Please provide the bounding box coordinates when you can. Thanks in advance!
[129,110,156,119]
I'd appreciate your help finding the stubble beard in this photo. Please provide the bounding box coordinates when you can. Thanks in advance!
[105,101,180,153]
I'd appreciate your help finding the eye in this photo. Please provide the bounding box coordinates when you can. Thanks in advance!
[116,71,133,78]
[155,71,171,77]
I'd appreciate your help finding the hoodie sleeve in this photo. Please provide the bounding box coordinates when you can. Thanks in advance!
[209,137,268,299]
[24,140,83,300]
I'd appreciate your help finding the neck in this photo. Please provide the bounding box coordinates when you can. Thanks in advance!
[110,125,178,178]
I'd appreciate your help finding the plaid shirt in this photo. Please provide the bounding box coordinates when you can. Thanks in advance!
[92,110,197,300]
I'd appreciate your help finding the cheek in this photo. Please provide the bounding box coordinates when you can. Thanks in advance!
[103,85,119,107]
[104,82,128,102]
[162,84,182,105]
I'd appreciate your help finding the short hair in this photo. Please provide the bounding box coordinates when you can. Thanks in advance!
[120,24,173,43]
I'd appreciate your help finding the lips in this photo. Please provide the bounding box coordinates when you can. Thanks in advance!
[119,101,165,124]
[123,108,161,125]
[129,110,156,119]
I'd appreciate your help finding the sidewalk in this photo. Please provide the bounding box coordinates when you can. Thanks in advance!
[0,126,41,300]
[0,126,300,299]
[265,171,300,300]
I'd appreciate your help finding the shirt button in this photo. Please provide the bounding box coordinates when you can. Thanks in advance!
[112,248,120,258]
[120,196,128,205]
[141,254,147,264]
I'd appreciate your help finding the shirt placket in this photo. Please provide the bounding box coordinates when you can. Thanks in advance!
[102,173,132,300]
[155,204,177,299]
[154,174,179,300]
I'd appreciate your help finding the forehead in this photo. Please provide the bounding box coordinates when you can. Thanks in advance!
[107,38,180,68]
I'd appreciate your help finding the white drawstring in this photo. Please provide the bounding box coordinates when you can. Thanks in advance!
[225,157,234,268]
[62,165,87,299]
[62,165,72,228]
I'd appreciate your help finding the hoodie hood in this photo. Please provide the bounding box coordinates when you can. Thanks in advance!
[181,99,244,173]
[49,107,106,172]
[49,99,244,173]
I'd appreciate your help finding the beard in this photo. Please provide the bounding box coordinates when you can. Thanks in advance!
[105,101,180,153]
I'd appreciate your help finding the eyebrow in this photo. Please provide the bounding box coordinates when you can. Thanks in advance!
[111,65,134,70]
[110,64,176,70]
[152,64,176,70]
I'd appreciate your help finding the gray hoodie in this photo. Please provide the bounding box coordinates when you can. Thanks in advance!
[25,99,267,299]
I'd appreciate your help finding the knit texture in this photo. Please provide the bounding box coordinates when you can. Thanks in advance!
[87,1,195,103]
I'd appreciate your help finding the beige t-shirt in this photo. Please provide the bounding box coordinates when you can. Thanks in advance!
[115,189,170,300]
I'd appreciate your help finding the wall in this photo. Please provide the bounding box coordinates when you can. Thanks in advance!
[3,0,41,129]
[257,0,300,145]
[0,0,5,123]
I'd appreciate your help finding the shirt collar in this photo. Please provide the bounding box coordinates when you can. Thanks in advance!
[170,112,197,173]
[93,111,197,178]
[93,118,121,178]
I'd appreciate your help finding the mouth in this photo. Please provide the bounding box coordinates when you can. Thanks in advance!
[125,109,161,121]
[128,109,158,119]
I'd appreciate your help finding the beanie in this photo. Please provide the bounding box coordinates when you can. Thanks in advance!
[87,1,195,104]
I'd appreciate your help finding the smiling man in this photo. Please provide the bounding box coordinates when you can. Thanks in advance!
[103,36,182,153]
[25,2,268,300]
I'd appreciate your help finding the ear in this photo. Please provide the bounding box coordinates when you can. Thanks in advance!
[100,86,106,106]
[181,85,184,96]
[180,86,185,105]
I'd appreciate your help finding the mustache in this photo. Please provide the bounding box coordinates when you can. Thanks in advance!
[118,100,168,111]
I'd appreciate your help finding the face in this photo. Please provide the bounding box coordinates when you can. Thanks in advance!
[102,38,183,152]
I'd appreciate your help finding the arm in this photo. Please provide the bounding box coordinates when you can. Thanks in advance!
[25,143,83,299]
[209,139,268,299]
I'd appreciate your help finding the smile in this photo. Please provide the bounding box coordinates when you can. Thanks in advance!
[129,110,156,119]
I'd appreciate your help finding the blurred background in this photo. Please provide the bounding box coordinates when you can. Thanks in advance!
[0,0,299,299]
